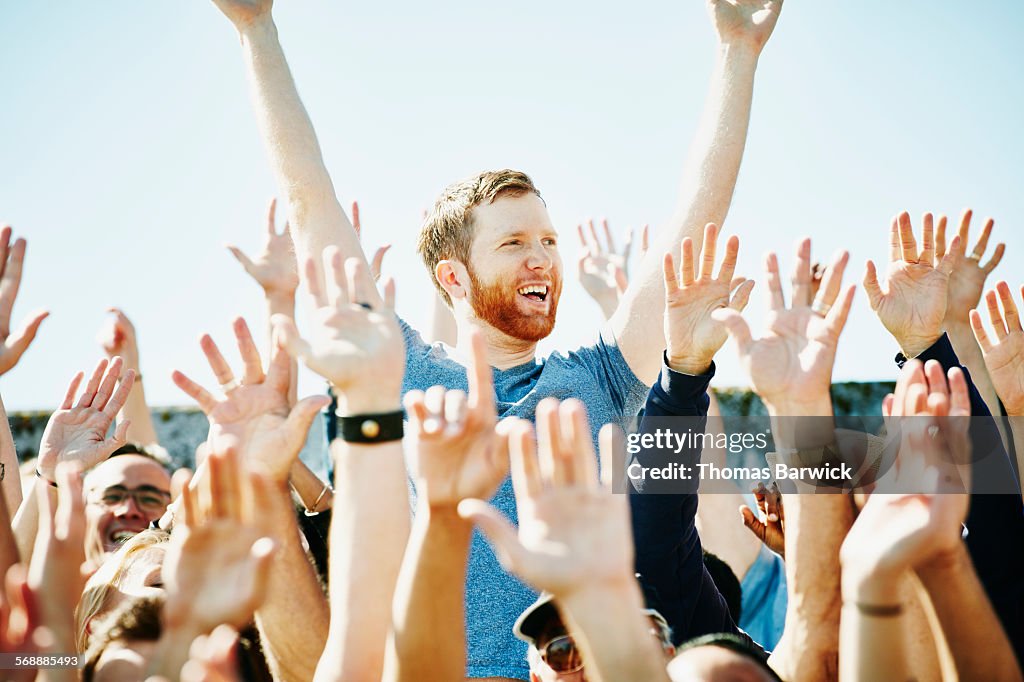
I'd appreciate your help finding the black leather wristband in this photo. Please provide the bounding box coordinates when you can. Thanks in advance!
[336,410,404,444]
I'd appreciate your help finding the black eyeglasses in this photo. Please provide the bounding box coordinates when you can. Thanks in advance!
[539,622,673,674]
[89,486,171,513]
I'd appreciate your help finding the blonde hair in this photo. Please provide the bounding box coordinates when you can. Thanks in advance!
[75,529,170,653]
[417,169,542,306]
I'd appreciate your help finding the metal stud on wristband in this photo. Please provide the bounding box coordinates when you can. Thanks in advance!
[335,410,404,444]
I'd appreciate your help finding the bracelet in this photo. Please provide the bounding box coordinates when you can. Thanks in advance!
[335,410,404,444]
[849,601,904,617]
[35,468,58,489]
[303,483,333,516]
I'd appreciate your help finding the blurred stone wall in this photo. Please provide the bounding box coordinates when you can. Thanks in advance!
[9,381,894,473]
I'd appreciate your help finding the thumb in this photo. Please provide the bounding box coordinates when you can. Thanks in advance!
[613,266,628,295]
[710,308,753,353]
[226,245,257,276]
[271,314,313,364]
[4,310,48,360]
[285,395,332,446]
[457,499,525,574]
[740,505,767,541]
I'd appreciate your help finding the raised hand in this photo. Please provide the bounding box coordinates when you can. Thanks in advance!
[273,247,404,415]
[98,307,141,370]
[404,330,509,507]
[227,198,299,297]
[663,222,754,375]
[210,0,272,28]
[0,227,48,376]
[741,482,784,557]
[180,624,242,682]
[713,239,856,413]
[0,564,39,682]
[459,400,632,597]
[163,447,276,634]
[864,212,958,358]
[577,219,631,317]
[936,210,1004,325]
[708,0,784,52]
[970,282,1024,416]
[37,359,135,480]
[172,318,328,483]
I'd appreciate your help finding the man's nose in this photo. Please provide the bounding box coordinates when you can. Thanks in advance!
[113,496,145,518]
[526,242,554,271]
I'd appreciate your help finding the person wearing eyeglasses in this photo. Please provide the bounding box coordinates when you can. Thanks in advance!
[515,586,675,682]
[83,446,173,566]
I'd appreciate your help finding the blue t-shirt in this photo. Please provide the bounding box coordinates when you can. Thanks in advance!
[399,319,648,680]
[738,543,787,651]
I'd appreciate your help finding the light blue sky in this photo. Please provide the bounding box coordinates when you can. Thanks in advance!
[1,1,1021,410]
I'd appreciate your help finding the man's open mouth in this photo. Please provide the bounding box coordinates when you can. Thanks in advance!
[517,284,549,303]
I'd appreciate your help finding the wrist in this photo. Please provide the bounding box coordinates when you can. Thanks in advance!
[716,40,762,65]
[665,353,713,376]
[765,395,834,418]
[915,540,969,586]
[265,289,297,309]
[841,562,904,605]
[897,332,943,359]
[234,11,275,35]
[333,389,402,416]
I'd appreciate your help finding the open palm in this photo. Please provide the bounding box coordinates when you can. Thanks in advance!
[971,283,1024,416]
[708,0,783,50]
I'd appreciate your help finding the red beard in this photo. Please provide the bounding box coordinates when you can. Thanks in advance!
[467,267,561,342]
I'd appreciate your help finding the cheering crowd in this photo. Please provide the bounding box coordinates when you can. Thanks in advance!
[1,0,1023,680]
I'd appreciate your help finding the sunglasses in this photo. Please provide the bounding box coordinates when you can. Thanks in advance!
[538,621,673,674]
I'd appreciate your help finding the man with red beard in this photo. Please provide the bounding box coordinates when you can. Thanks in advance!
[210,0,784,678]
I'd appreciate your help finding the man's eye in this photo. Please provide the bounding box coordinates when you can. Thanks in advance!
[543,238,557,246]
[140,495,165,508]
[103,493,125,505]
[503,240,521,247]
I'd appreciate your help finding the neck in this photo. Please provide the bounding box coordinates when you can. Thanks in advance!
[454,316,537,369]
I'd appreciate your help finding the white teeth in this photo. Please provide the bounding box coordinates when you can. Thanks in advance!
[517,285,548,296]
[111,531,136,543]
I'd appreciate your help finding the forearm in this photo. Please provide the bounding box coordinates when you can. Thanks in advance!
[0,393,22,515]
[917,544,1023,681]
[236,18,374,295]
[255,480,329,682]
[560,580,671,682]
[314,438,409,682]
[117,380,159,447]
[838,569,910,682]
[946,321,1006,435]
[266,291,298,405]
[289,459,332,513]
[12,483,51,565]
[383,504,472,682]
[769,493,850,682]
[613,45,761,384]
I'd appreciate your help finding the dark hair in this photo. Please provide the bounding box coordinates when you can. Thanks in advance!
[703,550,743,623]
[677,633,781,681]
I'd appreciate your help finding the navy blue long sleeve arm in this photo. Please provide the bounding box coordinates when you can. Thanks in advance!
[629,358,749,648]
[897,334,1024,666]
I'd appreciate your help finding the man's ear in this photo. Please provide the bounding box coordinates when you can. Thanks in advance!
[436,260,470,302]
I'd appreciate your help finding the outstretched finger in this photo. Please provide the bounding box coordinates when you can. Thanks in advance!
[0,239,26,336]
[680,239,695,286]
[934,215,947,262]
[370,244,392,282]
[61,371,85,410]
[790,238,813,307]
[226,246,257,277]
[811,250,849,311]
[717,234,740,284]
[199,334,235,388]
[304,257,328,309]
[947,367,971,418]
[863,261,883,311]
[2,309,48,366]
[351,201,361,237]
[171,370,218,413]
[588,220,602,254]
[699,224,718,280]
[92,356,124,412]
[996,282,1021,332]
[889,216,900,264]
[466,329,495,416]
[324,247,347,309]
[601,219,616,254]
[765,252,785,310]
[897,212,918,263]
[576,224,587,249]
[985,290,1008,340]
[640,224,650,258]
[824,284,857,338]
[344,258,375,309]
[982,243,1005,275]
[598,423,624,491]
[969,309,993,354]
[919,213,935,265]
[957,209,973,247]
[233,318,265,386]
[923,360,948,400]
[76,358,109,409]
[508,419,542,502]
[536,399,567,485]
[729,279,755,312]
[972,218,994,260]
[271,315,313,365]
[266,198,278,235]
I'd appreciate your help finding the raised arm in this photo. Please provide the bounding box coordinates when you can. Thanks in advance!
[612,0,782,384]
[210,0,377,300]
[99,308,160,447]
[383,330,508,682]
[273,251,409,681]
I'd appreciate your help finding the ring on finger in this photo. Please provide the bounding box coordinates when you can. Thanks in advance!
[810,300,831,317]
[967,253,982,262]
[220,378,240,393]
